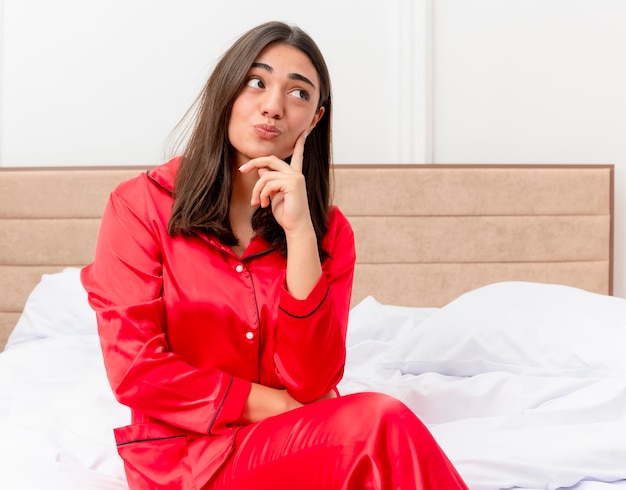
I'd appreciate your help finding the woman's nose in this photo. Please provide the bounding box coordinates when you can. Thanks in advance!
[261,89,283,119]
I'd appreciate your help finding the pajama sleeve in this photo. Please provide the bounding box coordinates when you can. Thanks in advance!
[81,177,251,435]
[274,207,356,403]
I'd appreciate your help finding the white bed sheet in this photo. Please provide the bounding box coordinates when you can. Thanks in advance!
[0,336,129,489]
[1,269,625,489]
[340,292,626,490]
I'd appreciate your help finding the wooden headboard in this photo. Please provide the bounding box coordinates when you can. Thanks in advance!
[0,164,614,350]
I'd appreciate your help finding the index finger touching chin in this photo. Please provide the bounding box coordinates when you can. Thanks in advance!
[289,130,307,173]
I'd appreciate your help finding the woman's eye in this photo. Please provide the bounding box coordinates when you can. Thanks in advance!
[291,88,310,101]
[247,77,264,89]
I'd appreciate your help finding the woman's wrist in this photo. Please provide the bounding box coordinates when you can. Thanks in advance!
[284,218,316,243]
[280,389,304,412]
[238,384,303,425]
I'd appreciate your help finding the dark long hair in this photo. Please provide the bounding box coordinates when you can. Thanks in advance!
[168,21,332,259]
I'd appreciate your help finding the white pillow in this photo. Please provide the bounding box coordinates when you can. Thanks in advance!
[6,268,97,348]
[383,282,626,378]
[343,296,437,382]
[347,296,437,346]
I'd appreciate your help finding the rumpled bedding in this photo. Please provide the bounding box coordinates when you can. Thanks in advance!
[340,284,626,490]
[1,268,625,489]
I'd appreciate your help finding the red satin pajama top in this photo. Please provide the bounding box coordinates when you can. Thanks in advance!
[80,157,356,488]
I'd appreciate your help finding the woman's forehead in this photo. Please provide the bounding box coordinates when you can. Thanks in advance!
[252,43,320,86]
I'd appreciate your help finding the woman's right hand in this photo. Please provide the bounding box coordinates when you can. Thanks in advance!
[237,384,337,425]
[237,384,303,425]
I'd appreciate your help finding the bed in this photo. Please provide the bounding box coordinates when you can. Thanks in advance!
[1,164,624,490]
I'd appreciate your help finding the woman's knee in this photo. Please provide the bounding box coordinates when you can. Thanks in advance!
[343,392,414,419]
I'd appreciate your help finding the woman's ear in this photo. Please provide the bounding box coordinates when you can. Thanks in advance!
[307,106,325,133]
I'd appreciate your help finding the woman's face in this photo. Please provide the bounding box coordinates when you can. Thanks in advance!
[228,43,325,167]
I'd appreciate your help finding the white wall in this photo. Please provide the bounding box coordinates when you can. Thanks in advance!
[1,0,625,297]
[432,0,626,297]
[0,0,428,166]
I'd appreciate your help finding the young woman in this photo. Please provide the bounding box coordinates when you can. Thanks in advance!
[81,21,468,489]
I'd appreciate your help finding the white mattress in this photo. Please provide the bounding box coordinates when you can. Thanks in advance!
[1,268,625,489]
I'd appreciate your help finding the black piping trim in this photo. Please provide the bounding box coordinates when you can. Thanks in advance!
[247,269,263,384]
[117,434,185,447]
[279,286,330,319]
[208,376,234,434]
[242,247,275,261]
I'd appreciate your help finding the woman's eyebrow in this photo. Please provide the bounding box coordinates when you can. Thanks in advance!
[289,73,316,89]
[251,62,316,89]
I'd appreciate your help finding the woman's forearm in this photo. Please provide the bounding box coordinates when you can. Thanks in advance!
[285,223,322,300]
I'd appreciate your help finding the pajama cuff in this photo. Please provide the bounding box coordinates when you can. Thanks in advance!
[279,274,329,319]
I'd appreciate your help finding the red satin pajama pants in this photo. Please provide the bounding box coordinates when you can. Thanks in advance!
[207,392,468,489]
